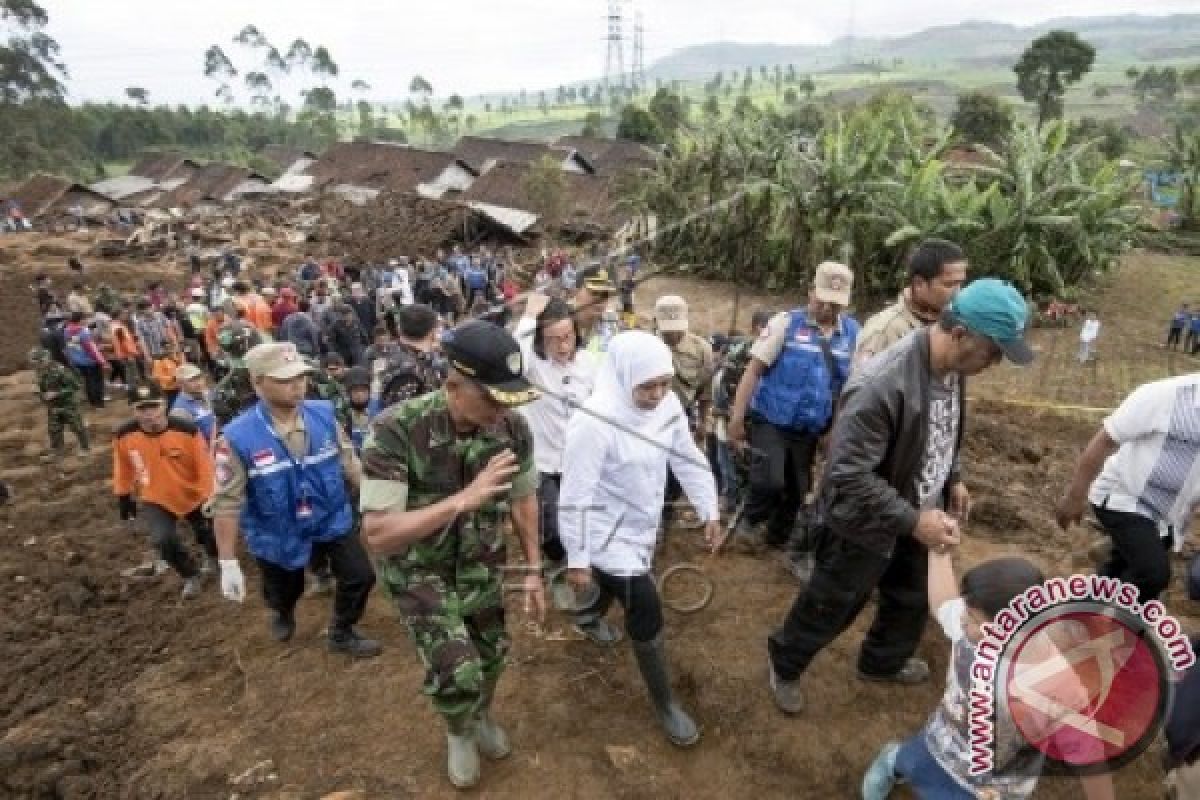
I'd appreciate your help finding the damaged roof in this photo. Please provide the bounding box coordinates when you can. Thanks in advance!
[128,152,202,182]
[305,142,477,194]
[259,144,320,170]
[452,136,595,174]
[149,163,269,209]
[8,174,116,218]
[456,161,619,230]
[554,135,659,175]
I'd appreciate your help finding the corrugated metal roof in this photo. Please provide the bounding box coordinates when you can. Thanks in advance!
[90,175,158,200]
[466,202,539,235]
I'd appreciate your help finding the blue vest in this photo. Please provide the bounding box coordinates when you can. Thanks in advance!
[465,267,487,290]
[172,391,216,441]
[223,400,353,569]
[1172,311,1189,328]
[65,326,98,367]
[750,310,857,434]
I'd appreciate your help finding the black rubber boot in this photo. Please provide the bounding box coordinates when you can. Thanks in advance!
[631,634,700,747]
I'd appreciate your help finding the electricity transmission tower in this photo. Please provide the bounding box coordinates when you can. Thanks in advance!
[632,10,646,93]
[604,0,626,95]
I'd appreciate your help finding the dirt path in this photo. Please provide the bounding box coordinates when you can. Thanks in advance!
[0,242,1196,799]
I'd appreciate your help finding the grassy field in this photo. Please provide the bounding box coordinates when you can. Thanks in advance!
[338,55,1193,147]
[970,250,1200,413]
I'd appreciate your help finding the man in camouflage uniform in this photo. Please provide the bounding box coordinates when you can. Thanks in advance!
[211,324,263,426]
[375,303,445,411]
[92,284,121,316]
[360,320,544,790]
[30,347,90,457]
[307,356,352,433]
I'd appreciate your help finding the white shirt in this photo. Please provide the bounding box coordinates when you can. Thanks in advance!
[514,316,601,474]
[558,401,718,576]
[1090,375,1200,546]
[1080,319,1100,343]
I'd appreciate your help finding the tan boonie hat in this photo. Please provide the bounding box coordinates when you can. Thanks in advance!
[654,295,689,333]
[813,261,854,306]
[176,364,204,382]
[245,342,313,381]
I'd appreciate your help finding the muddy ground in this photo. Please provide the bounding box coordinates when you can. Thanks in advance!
[0,234,1196,799]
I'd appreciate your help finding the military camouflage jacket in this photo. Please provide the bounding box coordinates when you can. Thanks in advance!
[360,390,536,571]
[211,367,257,426]
[376,341,446,410]
[307,368,352,433]
[37,363,82,408]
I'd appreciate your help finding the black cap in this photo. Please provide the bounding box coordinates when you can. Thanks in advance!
[343,366,372,390]
[128,382,165,407]
[441,320,538,407]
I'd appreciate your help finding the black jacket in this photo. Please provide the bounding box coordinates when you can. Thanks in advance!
[816,329,965,557]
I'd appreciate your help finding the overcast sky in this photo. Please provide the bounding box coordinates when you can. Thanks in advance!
[36,0,1198,105]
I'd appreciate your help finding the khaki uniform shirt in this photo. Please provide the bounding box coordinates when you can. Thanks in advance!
[853,291,931,369]
[210,407,360,518]
[667,331,715,409]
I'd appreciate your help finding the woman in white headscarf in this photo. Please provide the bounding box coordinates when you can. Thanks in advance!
[558,330,721,747]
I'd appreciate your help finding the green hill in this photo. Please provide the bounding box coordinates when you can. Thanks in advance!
[647,13,1200,80]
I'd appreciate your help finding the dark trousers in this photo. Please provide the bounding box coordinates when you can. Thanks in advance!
[77,364,105,407]
[575,568,664,643]
[1093,504,1172,603]
[256,530,375,631]
[744,418,819,548]
[768,529,929,681]
[1167,326,1183,349]
[537,472,566,563]
[109,359,129,386]
[143,503,216,579]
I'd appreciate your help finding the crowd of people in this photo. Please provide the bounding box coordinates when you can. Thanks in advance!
[22,237,1200,797]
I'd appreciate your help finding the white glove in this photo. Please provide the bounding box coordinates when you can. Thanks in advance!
[219,559,245,603]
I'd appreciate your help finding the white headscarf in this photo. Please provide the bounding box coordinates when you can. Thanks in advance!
[583,330,682,430]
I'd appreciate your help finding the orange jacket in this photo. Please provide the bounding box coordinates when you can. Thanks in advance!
[111,322,141,360]
[151,354,185,391]
[112,417,214,516]
[253,297,274,332]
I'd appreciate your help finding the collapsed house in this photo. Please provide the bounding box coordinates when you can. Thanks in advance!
[5,174,116,222]
[452,136,595,175]
[256,141,479,204]
[91,152,202,207]
[553,135,659,176]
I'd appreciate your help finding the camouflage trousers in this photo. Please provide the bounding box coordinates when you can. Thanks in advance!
[47,406,88,452]
[379,559,510,734]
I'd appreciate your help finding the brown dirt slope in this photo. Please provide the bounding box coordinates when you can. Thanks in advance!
[0,246,1196,799]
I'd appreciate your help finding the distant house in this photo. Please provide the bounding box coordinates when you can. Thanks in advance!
[265,141,478,203]
[8,174,116,219]
[554,135,659,175]
[452,136,595,176]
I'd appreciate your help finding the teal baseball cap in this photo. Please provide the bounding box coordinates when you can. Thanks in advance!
[948,278,1034,366]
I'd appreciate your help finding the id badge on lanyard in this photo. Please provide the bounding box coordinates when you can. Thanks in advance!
[257,406,312,520]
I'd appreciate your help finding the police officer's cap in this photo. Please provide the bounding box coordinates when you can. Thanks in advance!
[441,320,538,407]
